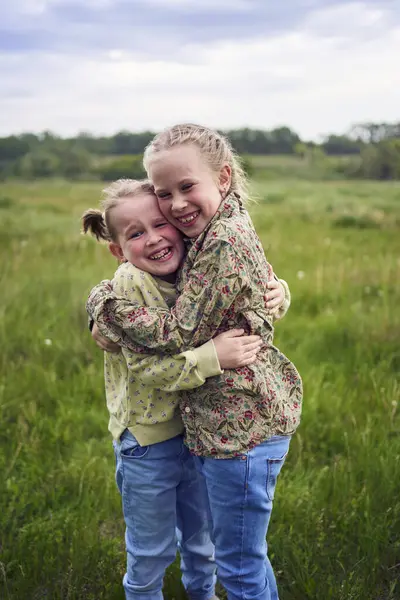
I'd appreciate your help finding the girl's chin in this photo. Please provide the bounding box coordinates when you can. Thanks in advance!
[148,259,180,278]
[177,217,210,238]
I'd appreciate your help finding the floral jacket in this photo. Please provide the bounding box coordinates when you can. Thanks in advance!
[87,194,303,458]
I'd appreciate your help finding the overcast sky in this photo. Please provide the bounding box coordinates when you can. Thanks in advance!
[1,0,399,139]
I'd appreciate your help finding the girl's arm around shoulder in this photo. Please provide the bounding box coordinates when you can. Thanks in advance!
[87,261,173,349]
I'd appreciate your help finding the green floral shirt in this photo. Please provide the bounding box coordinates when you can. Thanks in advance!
[87,194,303,458]
[105,262,222,446]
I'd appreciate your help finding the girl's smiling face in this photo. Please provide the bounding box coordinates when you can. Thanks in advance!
[148,144,231,238]
[109,192,184,282]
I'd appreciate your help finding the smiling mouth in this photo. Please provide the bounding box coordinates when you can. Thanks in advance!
[149,247,173,261]
[176,211,200,226]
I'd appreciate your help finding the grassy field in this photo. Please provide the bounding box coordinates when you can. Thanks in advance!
[0,177,399,600]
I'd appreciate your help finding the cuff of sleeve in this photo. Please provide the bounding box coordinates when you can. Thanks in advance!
[86,280,113,320]
[88,297,122,343]
[272,278,291,320]
[192,340,223,379]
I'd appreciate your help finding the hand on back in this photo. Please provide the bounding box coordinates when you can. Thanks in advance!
[213,329,263,369]
[265,276,285,310]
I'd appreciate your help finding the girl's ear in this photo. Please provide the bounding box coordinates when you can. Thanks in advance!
[218,163,232,195]
[109,242,125,262]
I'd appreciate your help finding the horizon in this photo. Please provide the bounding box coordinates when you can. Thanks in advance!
[0,123,364,141]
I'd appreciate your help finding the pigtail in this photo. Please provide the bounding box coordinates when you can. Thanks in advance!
[81,209,111,241]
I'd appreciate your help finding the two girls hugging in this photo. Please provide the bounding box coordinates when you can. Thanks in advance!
[83,124,303,600]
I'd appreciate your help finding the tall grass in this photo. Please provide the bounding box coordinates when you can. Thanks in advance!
[0,179,399,599]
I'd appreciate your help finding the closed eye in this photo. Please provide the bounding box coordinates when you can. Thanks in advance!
[155,222,168,228]
[181,183,193,192]
[157,192,171,200]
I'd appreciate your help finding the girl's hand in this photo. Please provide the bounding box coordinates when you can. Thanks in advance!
[92,322,120,353]
[213,329,263,369]
[266,277,285,310]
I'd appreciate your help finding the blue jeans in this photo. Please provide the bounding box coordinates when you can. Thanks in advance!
[113,430,216,600]
[194,436,291,600]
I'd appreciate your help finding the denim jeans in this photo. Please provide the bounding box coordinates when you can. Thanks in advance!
[113,430,216,600]
[194,435,291,600]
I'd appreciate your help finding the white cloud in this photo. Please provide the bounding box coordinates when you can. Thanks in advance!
[304,1,386,34]
[1,2,399,138]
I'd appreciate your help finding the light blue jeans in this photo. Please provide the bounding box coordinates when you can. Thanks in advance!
[194,436,291,600]
[113,430,216,600]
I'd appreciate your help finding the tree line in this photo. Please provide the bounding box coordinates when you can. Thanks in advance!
[0,122,399,181]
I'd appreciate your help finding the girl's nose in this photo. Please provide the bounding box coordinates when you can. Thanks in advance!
[146,231,163,246]
[171,193,188,212]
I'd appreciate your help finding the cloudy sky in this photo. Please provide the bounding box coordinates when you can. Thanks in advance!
[1,0,399,139]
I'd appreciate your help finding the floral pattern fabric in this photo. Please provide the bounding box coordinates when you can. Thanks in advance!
[102,262,222,445]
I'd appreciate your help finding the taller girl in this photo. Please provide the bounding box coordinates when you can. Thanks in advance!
[88,124,303,600]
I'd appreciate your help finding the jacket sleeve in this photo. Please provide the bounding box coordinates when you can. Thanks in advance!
[87,239,246,353]
[121,339,222,393]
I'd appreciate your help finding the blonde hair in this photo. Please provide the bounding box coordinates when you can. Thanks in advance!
[143,123,249,203]
[81,178,154,242]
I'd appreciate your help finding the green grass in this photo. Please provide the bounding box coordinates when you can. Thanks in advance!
[1,178,399,599]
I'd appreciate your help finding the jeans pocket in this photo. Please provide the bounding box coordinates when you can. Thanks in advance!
[120,440,149,459]
[266,452,288,501]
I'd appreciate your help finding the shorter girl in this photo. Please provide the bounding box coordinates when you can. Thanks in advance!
[82,179,269,600]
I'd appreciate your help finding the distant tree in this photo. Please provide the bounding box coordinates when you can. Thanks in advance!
[16,133,40,151]
[322,135,361,155]
[59,148,93,179]
[356,139,400,180]
[0,136,30,161]
[350,122,400,144]
[17,151,61,178]
[97,155,146,181]
[269,126,301,154]
[224,127,300,155]
[110,131,155,155]
[74,132,113,155]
